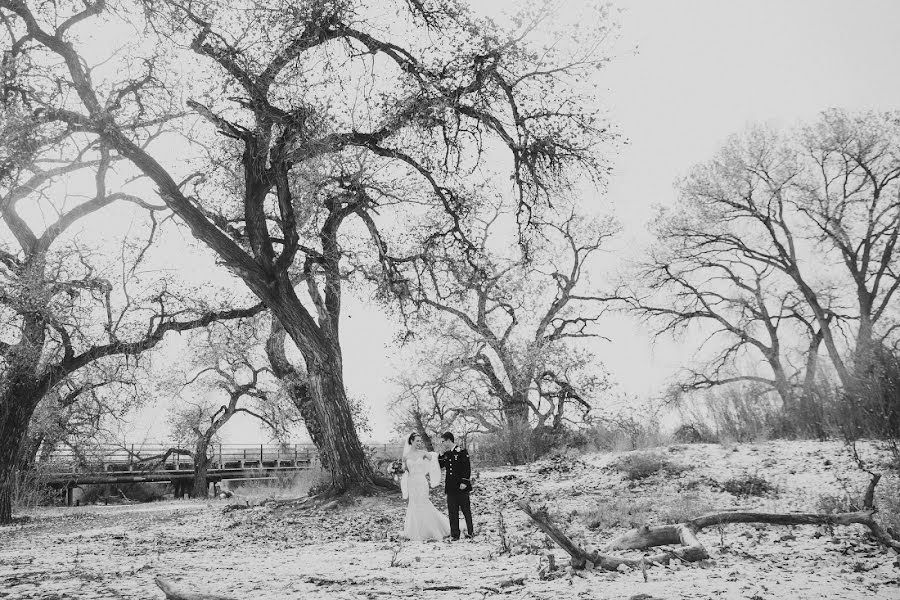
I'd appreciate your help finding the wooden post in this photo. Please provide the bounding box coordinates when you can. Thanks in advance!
[260,444,264,466]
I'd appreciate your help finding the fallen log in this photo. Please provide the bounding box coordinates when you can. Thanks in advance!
[155,577,237,600]
[519,496,900,572]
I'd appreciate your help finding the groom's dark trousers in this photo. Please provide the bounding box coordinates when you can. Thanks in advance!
[447,491,473,539]
[439,446,474,539]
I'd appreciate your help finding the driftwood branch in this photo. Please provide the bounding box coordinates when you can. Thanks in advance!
[155,577,237,600]
[519,493,900,572]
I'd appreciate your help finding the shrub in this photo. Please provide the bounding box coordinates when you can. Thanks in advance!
[672,423,715,444]
[80,482,166,504]
[473,421,553,466]
[827,344,900,465]
[720,473,774,497]
[612,452,690,481]
[874,475,900,538]
[12,467,56,508]
[815,492,860,514]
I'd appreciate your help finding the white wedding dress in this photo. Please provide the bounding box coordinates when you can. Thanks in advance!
[401,451,451,541]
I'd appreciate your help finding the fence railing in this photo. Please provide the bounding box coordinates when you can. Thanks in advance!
[38,442,407,475]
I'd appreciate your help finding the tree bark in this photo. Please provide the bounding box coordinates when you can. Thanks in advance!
[192,436,212,499]
[0,383,41,524]
[503,394,531,465]
[265,322,330,470]
[413,410,434,452]
[306,353,375,492]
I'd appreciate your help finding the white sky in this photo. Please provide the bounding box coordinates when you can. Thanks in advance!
[121,0,900,444]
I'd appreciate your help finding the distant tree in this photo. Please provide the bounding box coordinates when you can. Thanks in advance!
[674,113,900,390]
[1,0,613,492]
[621,235,829,414]
[167,320,289,498]
[626,111,900,420]
[388,208,617,461]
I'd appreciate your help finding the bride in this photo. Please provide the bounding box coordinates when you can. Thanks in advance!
[400,433,451,541]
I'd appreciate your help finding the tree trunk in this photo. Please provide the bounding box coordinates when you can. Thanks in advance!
[306,353,375,492]
[853,311,876,379]
[0,384,41,524]
[503,394,531,465]
[265,322,330,470]
[413,410,434,452]
[797,327,827,438]
[192,437,212,499]
[770,360,795,413]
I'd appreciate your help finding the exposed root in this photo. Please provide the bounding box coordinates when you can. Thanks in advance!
[268,477,396,511]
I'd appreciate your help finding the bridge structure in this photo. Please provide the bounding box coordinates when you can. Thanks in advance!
[40,443,319,504]
[38,442,405,505]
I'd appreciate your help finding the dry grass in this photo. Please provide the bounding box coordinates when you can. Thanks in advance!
[226,467,328,503]
[583,492,715,530]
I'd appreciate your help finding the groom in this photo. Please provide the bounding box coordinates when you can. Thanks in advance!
[438,432,474,540]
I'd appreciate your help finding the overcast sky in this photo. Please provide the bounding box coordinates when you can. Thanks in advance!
[127,0,900,444]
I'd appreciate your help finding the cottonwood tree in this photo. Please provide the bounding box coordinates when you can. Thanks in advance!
[662,113,900,395]
[19,360,147,471]
[1,0,613,492]
[166,319,292,498]
[0,106,262,524]
[389,208,617,462]
[620,224,832,418]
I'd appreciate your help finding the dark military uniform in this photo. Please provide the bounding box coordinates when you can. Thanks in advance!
[438,446,474,539]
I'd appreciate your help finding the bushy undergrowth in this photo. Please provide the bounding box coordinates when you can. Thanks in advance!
[12,468,56,509]
[474,418,667,467]
[80,482,166,504]
[612,451,690,481]
[720,473,775,497]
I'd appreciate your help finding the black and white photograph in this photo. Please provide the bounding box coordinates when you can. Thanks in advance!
[1,0,899,598]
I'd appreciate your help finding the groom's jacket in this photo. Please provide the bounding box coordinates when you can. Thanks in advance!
[438,446,471,494]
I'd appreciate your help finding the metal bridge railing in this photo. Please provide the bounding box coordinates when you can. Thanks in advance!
[39,442,407,475]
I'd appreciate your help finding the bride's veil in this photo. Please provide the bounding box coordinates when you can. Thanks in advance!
[399,435,413,499]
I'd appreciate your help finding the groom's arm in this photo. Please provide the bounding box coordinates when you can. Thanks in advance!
[460,449,471,486]
[438,452,447,469]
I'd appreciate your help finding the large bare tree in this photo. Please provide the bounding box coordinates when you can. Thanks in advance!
[630,112,900,409]
[388,208,617,462]
[167,319,290,498]
[0,0,612,492]
[0,134,262,522]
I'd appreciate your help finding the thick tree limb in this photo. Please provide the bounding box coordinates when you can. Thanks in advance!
[519,496,900,572]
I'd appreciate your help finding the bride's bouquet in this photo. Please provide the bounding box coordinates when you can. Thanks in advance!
[388,460,405,482]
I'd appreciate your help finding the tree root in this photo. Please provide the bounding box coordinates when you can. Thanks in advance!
[155,577,236,600]
[519,491,900,572]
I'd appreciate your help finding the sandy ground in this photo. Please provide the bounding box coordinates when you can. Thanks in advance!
[1,440,899,599]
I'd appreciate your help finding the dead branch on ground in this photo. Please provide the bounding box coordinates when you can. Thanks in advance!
[518,475,900,572]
